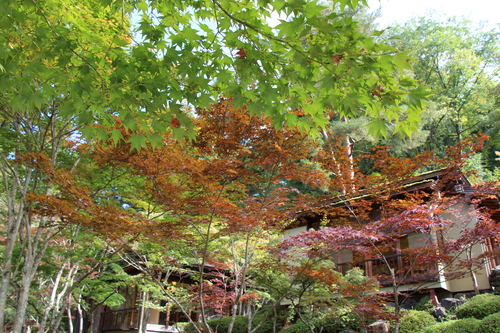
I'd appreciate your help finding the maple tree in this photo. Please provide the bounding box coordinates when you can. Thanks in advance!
[0,0,136,329]
[254,251,384,333]
[0,0,435,326]
[0,0,430,145]
[0,148,147,332]
[85,98,325,333]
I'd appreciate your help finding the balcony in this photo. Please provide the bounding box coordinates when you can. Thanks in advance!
[336,253,439,287]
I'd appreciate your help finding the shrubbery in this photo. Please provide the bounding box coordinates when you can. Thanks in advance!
[399,310,436,333]
[476,312,500,333]
[314,314,361,333]
[252,306,289,333]
[187,311,362,333]
[184,293,500,333]
[278,315,361,333]
[279,321,309,333]
[443,318,480,333]
[424,318,480,333]
[208,315,248,333]
[423,294,500,333]
[184,306,288,333]
[455,294,500,320]
[183,315,251,333]
[415,297,435,313]
[423,321,454,333]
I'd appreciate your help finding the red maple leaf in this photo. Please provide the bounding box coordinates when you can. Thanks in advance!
[236,47,247,59]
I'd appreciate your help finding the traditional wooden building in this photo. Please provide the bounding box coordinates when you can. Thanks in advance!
[284,168,500,303]
[91,264,230,333]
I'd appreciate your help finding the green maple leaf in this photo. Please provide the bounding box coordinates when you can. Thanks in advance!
[368,119,388,139]
[130,134,147,151]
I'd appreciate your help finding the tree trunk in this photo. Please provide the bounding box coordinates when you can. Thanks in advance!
[392,268,400,333]
[67,303,74,333]
[467,249,480,295]
[12,256,36,333]
[12,219,55,333]
[38,258,67,333]
[0,163,31,331]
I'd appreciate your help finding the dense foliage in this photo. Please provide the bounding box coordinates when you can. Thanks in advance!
[185,306,289,333]
[279,321,310,333]
[476,312,500,333]
[398,310,436,333]
[278,315,361,333]
[424,318,480,333]
[0,1,435,327]
[384,17,500,176]
[0,0,427,143]
[456,294,500,320]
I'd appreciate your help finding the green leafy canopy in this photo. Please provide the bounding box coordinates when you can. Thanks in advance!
[1,0,428,144]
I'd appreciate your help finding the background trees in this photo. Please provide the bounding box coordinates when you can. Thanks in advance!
[384,17,500,173]
[2,98,498,333]
[327,15,500,181]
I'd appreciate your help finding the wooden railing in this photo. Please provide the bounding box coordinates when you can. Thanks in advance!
[337,254,439,287]
[100,308,139,331]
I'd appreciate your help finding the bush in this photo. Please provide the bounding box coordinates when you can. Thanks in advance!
[183,315,247,333]
[476,312,500,333]
[279,321,309,333]
[252,306,289,333]
[211,315,248,333]
[455,294,500,320]
[423,321,453,333]
[184,306,362,333]
[423,318,480,333]
[399,310,436,333]
[315,314,361,333]
[443,318,480,333]
[415,297,435,313]
[183,305,289,333]
[278,315,361,333]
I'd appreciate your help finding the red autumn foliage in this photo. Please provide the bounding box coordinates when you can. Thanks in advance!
[236,47,247,59]
[19,152,143,238]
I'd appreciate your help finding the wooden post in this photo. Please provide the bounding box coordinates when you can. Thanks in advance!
[429,289,439,307]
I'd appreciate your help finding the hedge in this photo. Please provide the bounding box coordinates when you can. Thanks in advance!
[184,306,288,333]
[476,312,500,333]
[399,310,436,333]
[423,318,480,333]
[455,294,500,320]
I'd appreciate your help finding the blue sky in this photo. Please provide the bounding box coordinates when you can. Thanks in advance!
[367,0,500,28]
